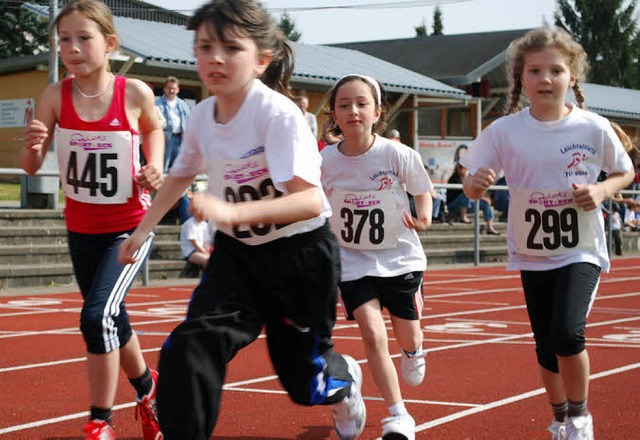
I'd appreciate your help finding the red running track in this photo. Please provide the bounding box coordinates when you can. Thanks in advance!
[1,258,639,439]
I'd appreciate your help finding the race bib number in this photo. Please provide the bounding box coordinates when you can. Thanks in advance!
[512,188,595,257]
[56,128,133,204]
[329,188,398,250]
[209,154,296,244]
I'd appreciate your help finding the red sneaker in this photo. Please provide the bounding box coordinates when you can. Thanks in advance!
[83,419,115,440]
[135,369,163,440]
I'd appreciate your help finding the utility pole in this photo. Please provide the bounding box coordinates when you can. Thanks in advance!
[21,0,60,209]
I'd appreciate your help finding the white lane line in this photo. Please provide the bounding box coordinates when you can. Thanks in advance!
[0,317,183,339]
[0,400,137,435]
[410,362,640,435]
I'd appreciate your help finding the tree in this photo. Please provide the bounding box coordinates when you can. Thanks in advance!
[554,0,639,88]
[432,6,444,35]
[278,11,301,42]
[0,1,49,59]
[415,18,428,37]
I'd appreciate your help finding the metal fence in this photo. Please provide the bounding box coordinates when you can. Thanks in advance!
[2,168,640,275]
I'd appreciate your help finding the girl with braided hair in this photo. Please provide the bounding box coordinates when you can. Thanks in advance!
[461,27,635,440]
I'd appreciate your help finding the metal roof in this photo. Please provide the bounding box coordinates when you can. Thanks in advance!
[572,83,640,120]
[332,29,531,86]
[22,2,467,100]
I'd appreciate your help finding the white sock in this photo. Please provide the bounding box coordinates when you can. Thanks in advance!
[389,402,408,417]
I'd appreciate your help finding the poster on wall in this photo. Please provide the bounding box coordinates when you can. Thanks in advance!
[418,138,471,183]
[0,98,35,128]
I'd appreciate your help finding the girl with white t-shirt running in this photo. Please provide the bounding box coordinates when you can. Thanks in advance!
[118,1,365,439]
[321,74,433,440]
[462,27,635,440]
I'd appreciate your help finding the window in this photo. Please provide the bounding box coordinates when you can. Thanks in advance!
[417,107,441,137]
[447,108,471,137]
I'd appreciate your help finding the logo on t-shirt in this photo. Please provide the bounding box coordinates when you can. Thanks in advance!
[240,146,265,159]
[109,118,121,127]
[560,143,594,178]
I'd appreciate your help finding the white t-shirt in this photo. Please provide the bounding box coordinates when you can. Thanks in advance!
[462,105,633,273]
[170,80,329,245]
[180,217,213,258]
[167,99,181,134]
[611,211,622,231]
[321,135,433,281]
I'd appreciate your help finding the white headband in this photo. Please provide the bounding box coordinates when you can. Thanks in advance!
[337,74,382,106]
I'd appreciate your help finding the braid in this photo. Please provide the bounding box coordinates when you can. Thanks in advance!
[507,79,523,114]
[506,27,590,114]
[572,82,586,109]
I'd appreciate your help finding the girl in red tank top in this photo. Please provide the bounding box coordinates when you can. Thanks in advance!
[21,1,165,439]
[58,74,150,233]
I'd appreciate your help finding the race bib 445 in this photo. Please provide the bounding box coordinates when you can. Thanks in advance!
[56,128,133,204]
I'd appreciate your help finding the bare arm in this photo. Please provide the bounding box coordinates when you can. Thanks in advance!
[190,176,324,226]
[127,79,164,191]
[573,170,636,211]
[21,83,60,175]
[118,173,195,264]
[190,238,208,254]
[463,167,495,200]
[403,192,432,231]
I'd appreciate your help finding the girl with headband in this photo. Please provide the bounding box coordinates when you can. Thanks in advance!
[321,74,433,440]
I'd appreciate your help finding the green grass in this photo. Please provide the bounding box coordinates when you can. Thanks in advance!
[0,182,20,201]
[0,181,65,204]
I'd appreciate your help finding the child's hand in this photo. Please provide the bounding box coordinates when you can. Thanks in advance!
[402,210,431,231]
[23,119,49,153]
[118,231,148,264]
[572,183,605,211]
[136,163,164,191]
[470,167,496,192]
[191,192,238,226]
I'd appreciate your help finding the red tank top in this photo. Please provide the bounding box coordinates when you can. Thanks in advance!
[58,75,150,234]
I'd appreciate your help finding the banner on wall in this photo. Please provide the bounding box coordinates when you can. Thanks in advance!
[418,138,471,183]
[0,98,35,128]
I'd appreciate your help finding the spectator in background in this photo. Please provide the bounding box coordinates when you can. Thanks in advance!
[492,175,510,221]
[317,118,342,152]
[610,204,623,256]
[454,144,468,163]
[447,161,500,234]
[180,198,214,268]
[156,76,191,172]
[624,204,640,231]
[430,188,448,223]
[387,129,401,142]
[609,123,639,218]
[296,94,318,138]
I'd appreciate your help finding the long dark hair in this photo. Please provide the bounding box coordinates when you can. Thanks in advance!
[187,0,294,98]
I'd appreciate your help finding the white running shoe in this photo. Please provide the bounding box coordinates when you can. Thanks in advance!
[400,348,427,387]
[381,413,416,440]
[549,419,567,440]
[331,355,366,440]
[565,414,594,440]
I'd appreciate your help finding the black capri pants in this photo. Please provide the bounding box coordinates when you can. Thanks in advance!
[68,230,153,354]
[521,262,601,373]
[157,222,353,440]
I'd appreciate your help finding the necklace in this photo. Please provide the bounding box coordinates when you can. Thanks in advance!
[73,74,114,99]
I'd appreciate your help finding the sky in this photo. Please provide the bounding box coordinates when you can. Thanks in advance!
[148,0,559,45]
